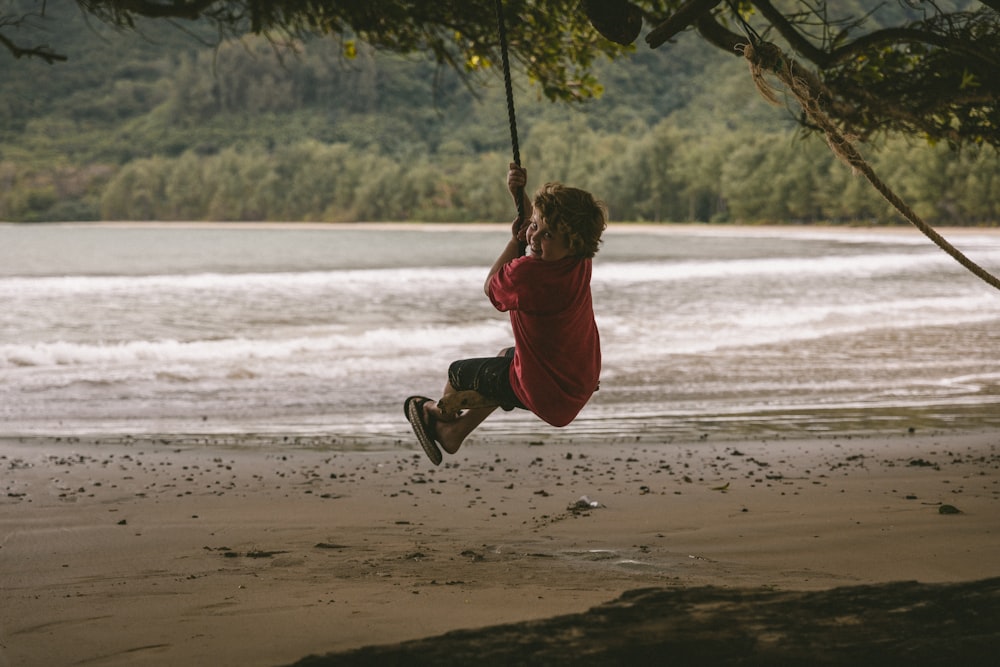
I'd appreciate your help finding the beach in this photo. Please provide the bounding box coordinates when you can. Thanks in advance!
[3,428,998,666]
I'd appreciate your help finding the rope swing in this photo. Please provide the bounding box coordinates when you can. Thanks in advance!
[494,0,525,222]
[739,37,1000,293]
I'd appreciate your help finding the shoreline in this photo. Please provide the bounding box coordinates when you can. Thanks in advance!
[3,219,999,232]
[2,428,998,666]
[4,398,999,449]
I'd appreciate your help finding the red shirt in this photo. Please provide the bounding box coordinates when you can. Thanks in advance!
[488,255,601,427]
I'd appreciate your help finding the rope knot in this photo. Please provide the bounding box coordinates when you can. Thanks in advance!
[741,40,784,74]
[740,40,788,107]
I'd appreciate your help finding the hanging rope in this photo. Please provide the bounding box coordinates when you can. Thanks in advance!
[494,0,525,222]
[738,36,1000,292]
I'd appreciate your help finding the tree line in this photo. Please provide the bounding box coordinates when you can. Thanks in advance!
[89,120,999,225]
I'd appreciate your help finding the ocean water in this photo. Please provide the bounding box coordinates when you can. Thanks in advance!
[2,223,999,446]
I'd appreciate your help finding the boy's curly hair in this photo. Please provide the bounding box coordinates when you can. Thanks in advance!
[532,183,608,259]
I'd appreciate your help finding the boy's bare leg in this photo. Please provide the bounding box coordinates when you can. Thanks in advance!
[437,389,498,417]
[429,346,511,455]
[424,384,497,455]
[426,403,497,455]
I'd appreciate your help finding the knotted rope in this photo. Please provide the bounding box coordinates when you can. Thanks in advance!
[495,0,525,222]
[741,39,1000,292]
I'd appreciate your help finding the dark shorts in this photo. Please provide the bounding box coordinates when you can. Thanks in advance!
[448,347,526,412]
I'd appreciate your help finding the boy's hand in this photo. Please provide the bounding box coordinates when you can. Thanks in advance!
[507,162,526,198]
[507,162,529,242]
[511,216,529,243]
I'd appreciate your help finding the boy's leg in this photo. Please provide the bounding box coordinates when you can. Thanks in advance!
[423,348,518,455]
[437,388,498,419]
[425,397,497,455]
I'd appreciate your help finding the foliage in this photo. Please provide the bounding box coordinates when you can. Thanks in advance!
[3,1,998,149]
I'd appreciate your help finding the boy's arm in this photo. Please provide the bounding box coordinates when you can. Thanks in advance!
[486,163,531,296]
[484,232,524,296]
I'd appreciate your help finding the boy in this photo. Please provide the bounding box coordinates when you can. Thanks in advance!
[405,163,607,465]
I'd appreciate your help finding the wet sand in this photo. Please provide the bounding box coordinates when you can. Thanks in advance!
[2,429,998,666]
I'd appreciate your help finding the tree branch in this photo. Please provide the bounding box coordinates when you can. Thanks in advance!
[645,0,721,49]
[751,0,832,67]
[693,13,744,55]
[828,26,1000,70]
[0,32,68,63]
[751,0,1000,72]
[105,0,220,21]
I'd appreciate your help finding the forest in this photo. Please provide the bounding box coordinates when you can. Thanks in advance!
[1,0,998,225]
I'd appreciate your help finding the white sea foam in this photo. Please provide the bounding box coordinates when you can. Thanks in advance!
[0,320,508,370]
[597,251,962,284]
[0,265,483,297]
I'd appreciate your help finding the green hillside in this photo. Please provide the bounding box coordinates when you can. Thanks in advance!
[1,1,997,224]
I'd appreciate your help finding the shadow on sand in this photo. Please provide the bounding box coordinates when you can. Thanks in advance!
[289,578,999,666]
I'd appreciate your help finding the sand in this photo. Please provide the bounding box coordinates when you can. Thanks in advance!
[2,429,998,666]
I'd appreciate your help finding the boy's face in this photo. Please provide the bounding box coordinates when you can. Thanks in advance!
[526,213,571,262]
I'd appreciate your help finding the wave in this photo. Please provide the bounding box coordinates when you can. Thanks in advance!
[0,266,485,298]
[594,250,996,284]
[7,292,993,373]
[599,291,1000,357]
[6,247,998,296]
[0,320,509,370]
